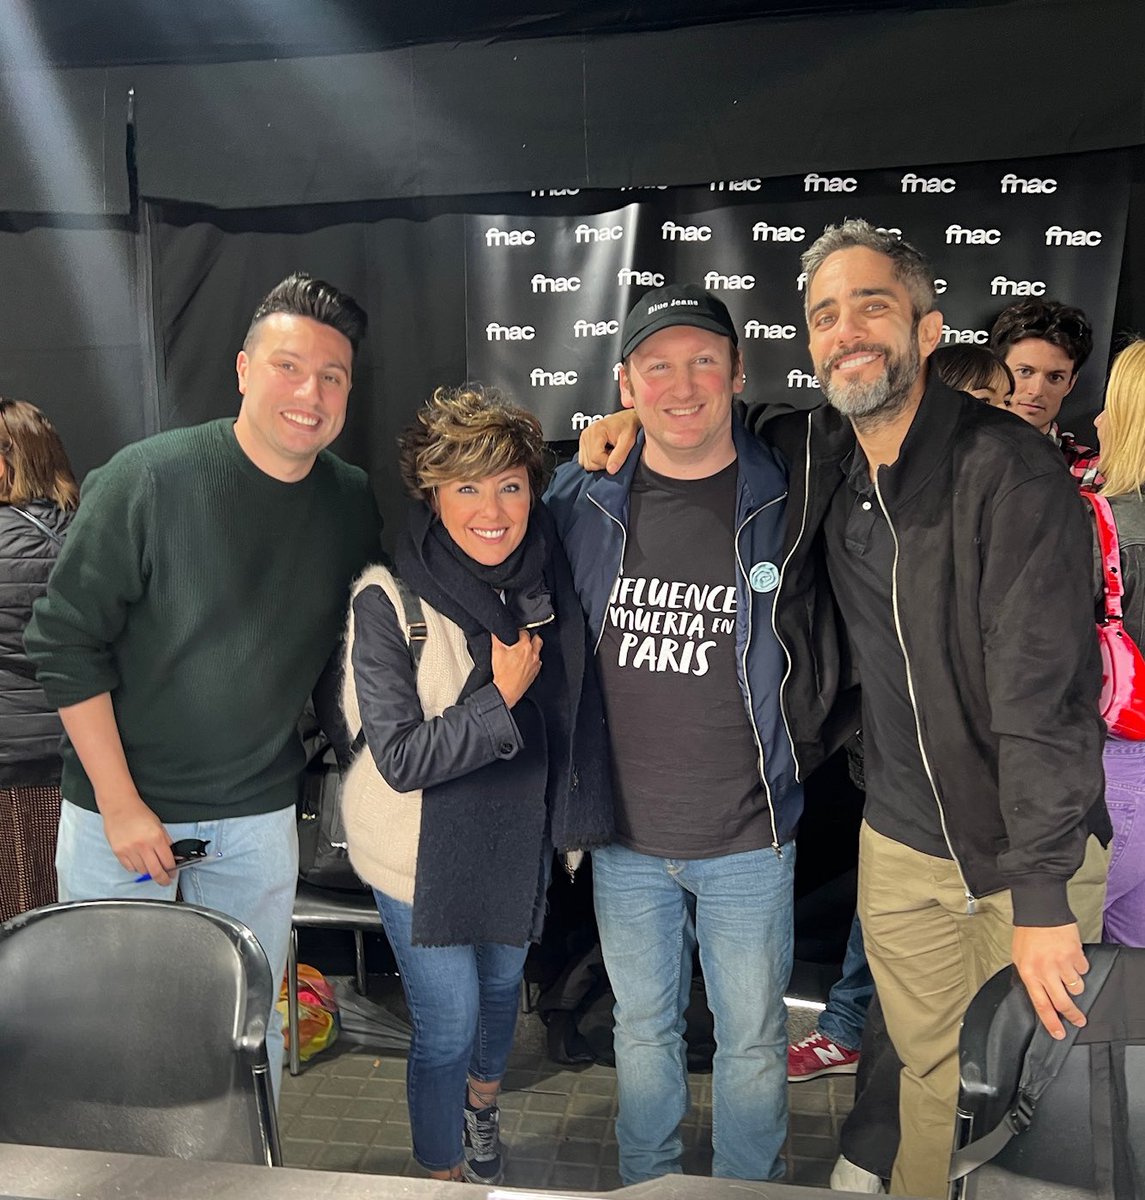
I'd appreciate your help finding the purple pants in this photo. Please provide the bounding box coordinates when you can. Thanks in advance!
[1102,737,1145,947]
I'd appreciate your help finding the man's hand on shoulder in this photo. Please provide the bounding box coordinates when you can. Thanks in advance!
[101,796,176,885]
[1012,923,1090,1040]
[578,411,641,474]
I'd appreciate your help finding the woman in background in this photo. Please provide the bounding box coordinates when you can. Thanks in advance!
[930,344,1014,407]
[1090,340,1145,947]
[0,399,78,922]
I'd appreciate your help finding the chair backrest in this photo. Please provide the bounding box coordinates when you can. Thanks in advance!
[0,899,280,1165]
[953,947,1145,1200]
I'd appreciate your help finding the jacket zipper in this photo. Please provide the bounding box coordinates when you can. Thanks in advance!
[771,413,814,783]
[873,474,977,914]
[587,493,628,654]
[735,502,783,854]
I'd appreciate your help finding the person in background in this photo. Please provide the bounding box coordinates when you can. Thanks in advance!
[990,299,1099,482]
[0,399,77,922]
[1090,339,1145,947]
[930,344,1013,408]
[341,385,612,1184]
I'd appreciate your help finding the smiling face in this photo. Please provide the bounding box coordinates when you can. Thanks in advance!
[434,466,532,566]
[233,312,352,481]
[619,325,742,479]
[806,246,941,425]
[1002,338,1077,433]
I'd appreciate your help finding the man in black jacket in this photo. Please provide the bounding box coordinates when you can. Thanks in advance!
[580,220,1110,1199]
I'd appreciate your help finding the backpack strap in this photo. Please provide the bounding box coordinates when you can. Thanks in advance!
[349,576,428,757]
[9,505,65,546]
[949,944,1121,1181]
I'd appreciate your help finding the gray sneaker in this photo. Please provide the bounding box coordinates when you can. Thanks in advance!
[461,1101,504,1184]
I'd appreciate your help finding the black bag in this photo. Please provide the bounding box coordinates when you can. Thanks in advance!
[951,944,1145,1200]
[297,576,428,893]
[297,738,368,892]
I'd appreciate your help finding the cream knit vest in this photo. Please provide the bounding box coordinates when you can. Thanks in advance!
[340,565,475,903]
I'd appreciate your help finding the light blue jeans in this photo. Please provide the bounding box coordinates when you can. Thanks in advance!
[817,911,873,1052]
[592,841,794,1184]
[55,799,298,1101]
[374,889,529,1172]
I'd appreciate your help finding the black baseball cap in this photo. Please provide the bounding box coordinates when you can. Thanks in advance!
[620,283,739,359]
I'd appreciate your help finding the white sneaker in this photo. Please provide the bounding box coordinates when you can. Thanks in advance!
[830,1153,885,1193]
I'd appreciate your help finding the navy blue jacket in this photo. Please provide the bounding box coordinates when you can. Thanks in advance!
[544,411,803,847]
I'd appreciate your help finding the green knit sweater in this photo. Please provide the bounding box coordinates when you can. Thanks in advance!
[25,419,381,822]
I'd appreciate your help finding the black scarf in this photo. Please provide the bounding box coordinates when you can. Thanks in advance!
[394,500,613,946]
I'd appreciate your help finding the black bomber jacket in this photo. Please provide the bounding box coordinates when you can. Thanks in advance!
[755,373,1111,928]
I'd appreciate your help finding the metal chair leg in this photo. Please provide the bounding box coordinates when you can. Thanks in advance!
[287,925,302,1077]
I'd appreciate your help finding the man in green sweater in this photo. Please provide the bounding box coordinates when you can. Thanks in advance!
[25,272,382,1089]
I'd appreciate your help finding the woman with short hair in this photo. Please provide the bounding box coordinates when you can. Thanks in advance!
[341,385,612,1183]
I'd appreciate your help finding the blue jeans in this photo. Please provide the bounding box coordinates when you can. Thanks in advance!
[374,889,529,1172]
[592,842,794,1184]
[55,799,298,1102]
[817,911,873,1052]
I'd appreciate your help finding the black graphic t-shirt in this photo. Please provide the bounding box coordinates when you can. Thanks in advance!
[596,459,771,858]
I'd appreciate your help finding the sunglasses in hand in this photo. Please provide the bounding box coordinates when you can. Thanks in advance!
[133,838,213,883]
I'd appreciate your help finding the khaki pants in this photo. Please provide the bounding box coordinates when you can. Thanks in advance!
[857,821,1108,1199]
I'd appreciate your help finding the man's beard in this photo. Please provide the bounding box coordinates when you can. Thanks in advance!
[819,335,921,430]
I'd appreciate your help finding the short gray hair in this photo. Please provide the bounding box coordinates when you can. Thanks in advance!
[801,219,937,323]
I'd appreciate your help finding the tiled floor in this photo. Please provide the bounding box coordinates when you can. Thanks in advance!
[278,979,854,1192]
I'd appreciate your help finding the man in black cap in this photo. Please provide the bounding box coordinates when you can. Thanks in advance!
[545,285,799,1184]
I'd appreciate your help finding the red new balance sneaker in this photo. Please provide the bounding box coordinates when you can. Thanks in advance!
[787,1031,860,1081]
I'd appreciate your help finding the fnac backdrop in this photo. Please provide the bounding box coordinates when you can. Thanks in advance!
[465,151,1130,439]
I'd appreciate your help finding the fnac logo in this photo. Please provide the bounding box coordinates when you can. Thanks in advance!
[901,172,956,193]
[804,173,857,193]
[1000,174,1057,194]
[1044,225,1102,246]
[945,225,1001,245]
[752,222,805,242]
[530,368,579,386]
[531,274,581,293]
[617,269,665,287]
[574,223,624,243]
[941,326,989,344]
[710,179,762,191]
[485,228,535,247]
[485,323,536,341]
[661,221,712,242]
[571,412,605,430]
[786,370,821,388]
[991,276,1046,297]
[573,319,620,338]
[744,321,797,340]
[703,271,755,290]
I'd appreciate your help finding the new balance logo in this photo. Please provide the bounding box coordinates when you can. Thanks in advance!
[991,276,1046,296]
[531,274,580,293]
[945,224,1001,245]
[1045,225,1102,246]
[485,323,535,341]
[661,221,712,241]
[703,271,755,290]
[813,1042,852,1067]
[901,172,956,193]
[1000,174,1057,194]
[530,368,579,386]
[744,321,797,340]
[752,222,805,242]
[574,223,624,243]
[803,173,857,193]
[485,228,535,247]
